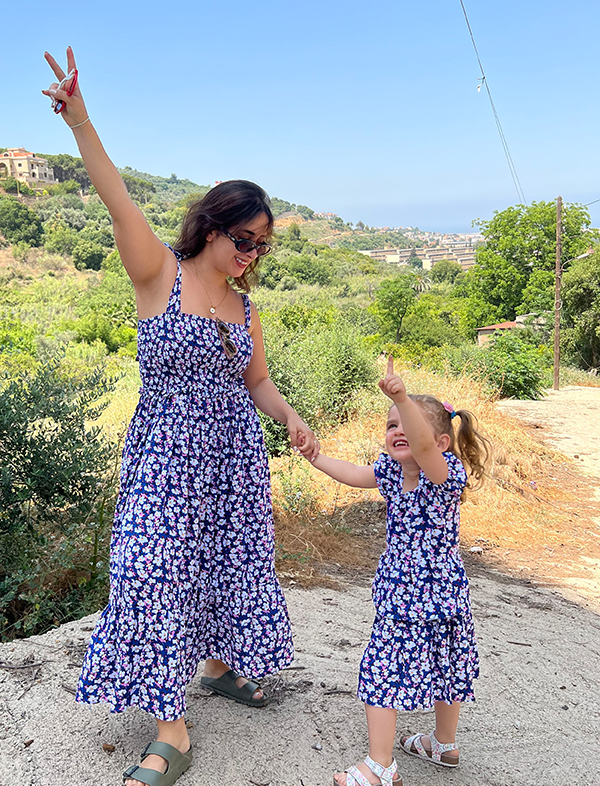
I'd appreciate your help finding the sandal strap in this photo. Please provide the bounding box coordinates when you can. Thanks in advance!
[408,734,428,758]
[123,763,165,786]
[345,766,373,786]
[364,756,398,785]
[141,741,184,764]
[429,731,458,762]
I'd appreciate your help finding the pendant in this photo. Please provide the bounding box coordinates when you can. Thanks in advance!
[210,307,216,314]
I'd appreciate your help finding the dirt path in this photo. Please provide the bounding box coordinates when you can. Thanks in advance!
[2,386,600,786]
[497,386,600,606]
[497,385,600,483]
[1,562,599,786]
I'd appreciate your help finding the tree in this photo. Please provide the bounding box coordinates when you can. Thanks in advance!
[468,200,596,319]
[121,173,157,204]
[412,271,432,293]
[39,153,91,190]
[561,251,600,369]
[0,197,43,246]
[296,204,315,220]
[401,294,461,348]
[373,274,417,342]
[407,248,423,269]
[430,259,462,284]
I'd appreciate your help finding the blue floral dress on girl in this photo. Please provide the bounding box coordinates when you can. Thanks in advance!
[358,450,479,710]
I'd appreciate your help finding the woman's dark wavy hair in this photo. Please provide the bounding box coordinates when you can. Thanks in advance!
[173,179,274,293]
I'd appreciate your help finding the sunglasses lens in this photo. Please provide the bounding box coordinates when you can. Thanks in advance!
[256,244,271,257]
[225,339,237,355]
[236,240,256,254]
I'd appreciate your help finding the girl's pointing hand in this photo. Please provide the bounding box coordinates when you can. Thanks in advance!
[378,355,407,403]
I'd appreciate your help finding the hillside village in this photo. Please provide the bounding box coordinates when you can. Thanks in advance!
[2,146,480,270]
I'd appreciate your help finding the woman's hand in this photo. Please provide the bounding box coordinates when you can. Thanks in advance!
[42,47,88,128]
[378,355,407,403]
[286,414,320,462]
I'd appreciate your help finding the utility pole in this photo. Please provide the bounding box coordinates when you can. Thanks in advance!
[553,196,562,390]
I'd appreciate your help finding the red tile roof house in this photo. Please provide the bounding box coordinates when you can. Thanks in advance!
[476,320,517,347]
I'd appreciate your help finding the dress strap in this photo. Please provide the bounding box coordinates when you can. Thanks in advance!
[242,294,252,329]
[164,243,182,314]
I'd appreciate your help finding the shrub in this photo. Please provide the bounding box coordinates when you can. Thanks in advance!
[72,240,105,270]
[11,241,31,263]
[0,356,118,639]
[260,310,378,454]
[445,332,545,399]
[44,224,78,255]
[0,197,44,246]
[0,177,35,196]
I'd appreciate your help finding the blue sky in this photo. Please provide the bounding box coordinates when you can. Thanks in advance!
[2,0,599,232]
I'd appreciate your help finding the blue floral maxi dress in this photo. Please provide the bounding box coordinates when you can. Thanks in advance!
[76,252,294,721]
[357,451,479,710]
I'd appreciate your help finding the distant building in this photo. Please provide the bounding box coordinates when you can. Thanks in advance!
[359,245,476,271]
[0,148,55,187]
[476,321,517,346]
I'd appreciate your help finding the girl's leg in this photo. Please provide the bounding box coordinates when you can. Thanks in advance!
[433,699,460,754]
[334,705,398,786]
[124,717,190,786]
[202,657,264,699]
[401,700,460,761]
[366,705,398,769]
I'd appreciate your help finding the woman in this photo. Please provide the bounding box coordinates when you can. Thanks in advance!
[43,48,319,786]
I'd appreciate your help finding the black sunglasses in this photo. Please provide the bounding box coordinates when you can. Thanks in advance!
[222,229,271,257]
[215,318,238,360]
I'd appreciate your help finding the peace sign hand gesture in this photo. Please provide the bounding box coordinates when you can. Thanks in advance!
[42,47,88,128]
[378,355,408,404]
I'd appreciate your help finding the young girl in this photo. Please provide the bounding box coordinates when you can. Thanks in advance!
[307,357,489,786]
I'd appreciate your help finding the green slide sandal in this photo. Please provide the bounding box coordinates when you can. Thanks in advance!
[122,741,193,786]
[200,668,268,707]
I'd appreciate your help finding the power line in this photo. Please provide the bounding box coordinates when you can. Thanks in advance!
[584,197,600,207]
[459,0,527,205]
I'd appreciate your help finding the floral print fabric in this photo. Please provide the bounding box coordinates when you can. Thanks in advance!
[358,451,479,710]
[357,614,479,709]
[76,250,294,721]
[372,451,470,621]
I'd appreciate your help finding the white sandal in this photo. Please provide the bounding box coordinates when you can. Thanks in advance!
[401,731,459,767]
[334,755,403,786]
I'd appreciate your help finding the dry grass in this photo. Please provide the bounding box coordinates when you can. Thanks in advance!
[272,363,599,590]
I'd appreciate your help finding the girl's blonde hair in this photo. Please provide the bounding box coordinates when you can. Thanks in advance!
[408,394,491,491]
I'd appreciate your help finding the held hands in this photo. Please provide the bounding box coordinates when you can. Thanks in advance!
[287,415,320,462]
[378,356,407,404]
[42,47,88,128]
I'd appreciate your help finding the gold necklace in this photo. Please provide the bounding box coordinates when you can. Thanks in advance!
[193,263,230,315]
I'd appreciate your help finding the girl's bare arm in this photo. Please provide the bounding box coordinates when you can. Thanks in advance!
[310,454,377,488]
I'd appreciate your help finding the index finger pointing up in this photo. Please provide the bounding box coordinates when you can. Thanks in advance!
[387,355,394,375]
[44,51,66,82]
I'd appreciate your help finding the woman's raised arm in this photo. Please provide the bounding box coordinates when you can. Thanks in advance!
[43,47,169,288]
